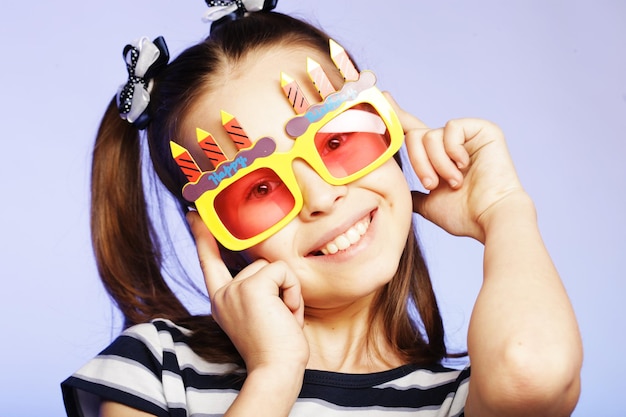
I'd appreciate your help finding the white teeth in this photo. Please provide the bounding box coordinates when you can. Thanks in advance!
[323,243,339,255]
[335,235,351,250]
[346,228,360,244]
[318,217,370,256]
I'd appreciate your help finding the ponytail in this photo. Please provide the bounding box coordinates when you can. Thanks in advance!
[90,98,189,327]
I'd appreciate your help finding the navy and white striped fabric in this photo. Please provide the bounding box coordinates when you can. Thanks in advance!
[62,319,469,416]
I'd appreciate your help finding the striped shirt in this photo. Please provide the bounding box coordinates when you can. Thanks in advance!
[62,319,469,416]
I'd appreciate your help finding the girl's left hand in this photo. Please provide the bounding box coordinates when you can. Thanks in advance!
[385,93,527,243]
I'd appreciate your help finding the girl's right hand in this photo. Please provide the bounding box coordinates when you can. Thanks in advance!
[186,211,309,375]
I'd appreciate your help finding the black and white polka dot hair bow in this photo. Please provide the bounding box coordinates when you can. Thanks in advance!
[203,0,277,25]
[116,36,169,129]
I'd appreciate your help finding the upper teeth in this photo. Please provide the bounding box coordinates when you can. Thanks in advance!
[319,217,370,255]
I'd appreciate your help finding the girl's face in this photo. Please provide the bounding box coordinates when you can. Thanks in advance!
[182,45,413,310]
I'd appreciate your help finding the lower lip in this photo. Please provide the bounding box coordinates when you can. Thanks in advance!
[309,210,377,262]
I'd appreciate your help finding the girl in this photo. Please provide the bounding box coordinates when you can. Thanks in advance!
[62,3,582,417]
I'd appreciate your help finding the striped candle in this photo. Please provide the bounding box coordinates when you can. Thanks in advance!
[329,39,359,82]
[307,57,335,99]
[170,141,202,182]
[196,128,227,165]
[221,110,252,150]
[280,72,310,114]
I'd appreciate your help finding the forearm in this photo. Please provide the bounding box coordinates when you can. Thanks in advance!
[225,365,304,417]
[466,193,582,416]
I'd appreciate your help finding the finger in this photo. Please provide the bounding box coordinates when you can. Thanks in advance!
[278,269,305,327]
[423,128,464,189]
[236,258,270,281]
[186,211,233,299]
[443,119,471,169]
[255,261,305,326]
[405,127,440,190]
[383,92,440,189]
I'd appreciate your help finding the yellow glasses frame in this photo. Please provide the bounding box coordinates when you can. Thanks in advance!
[189,77,404,251]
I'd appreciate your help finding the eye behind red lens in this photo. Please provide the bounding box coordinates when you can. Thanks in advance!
[214,168,296,240]
[314,102,391,179]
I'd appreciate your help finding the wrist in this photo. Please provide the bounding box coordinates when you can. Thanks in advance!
[477,191,538,242]
[247,362,306,398]
[229,364,304,416]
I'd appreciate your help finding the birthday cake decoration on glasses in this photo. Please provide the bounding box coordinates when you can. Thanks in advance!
[170,39,404,251]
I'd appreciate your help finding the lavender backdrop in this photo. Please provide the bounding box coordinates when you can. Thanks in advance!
[1,1,624,415]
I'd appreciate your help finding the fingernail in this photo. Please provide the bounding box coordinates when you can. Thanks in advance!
[423,177,433,188]
[449,179,459,188]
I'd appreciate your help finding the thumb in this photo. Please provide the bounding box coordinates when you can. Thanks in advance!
[187,210,220,253]
[186,210,232,299]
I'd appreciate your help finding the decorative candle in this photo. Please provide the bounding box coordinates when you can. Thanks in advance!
[329,39,359,82]
[170,141,202,182]
[280,72,310,114]
[221,110,252,150]
[196,128,227,165]
[307,57,335,99]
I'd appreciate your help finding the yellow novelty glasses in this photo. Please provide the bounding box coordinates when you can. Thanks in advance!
[175,71,404,251]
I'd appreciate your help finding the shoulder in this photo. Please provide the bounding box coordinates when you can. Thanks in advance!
[115,318,191,359]
[122,318,191,346]
[61,319,238,417]
[80,319,192,377]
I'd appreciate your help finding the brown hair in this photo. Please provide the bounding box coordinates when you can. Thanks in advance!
[91,11,450,369]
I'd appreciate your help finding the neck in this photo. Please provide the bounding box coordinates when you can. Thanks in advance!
[303,296,404,373]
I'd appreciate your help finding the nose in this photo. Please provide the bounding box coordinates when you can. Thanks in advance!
[292,159,347,220]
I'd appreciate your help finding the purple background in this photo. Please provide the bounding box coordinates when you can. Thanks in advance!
[1,1,624,415]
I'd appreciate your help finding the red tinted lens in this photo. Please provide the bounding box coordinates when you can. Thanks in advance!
[314,103,391,178]
[214,168,295,240]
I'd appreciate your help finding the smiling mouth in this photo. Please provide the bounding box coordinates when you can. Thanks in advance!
[309,215,372,256]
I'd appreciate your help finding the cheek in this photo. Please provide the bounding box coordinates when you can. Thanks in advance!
[372,159,413,235]
[396,173,414,223]
[243,221,300,262]
[373,159,412,206]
